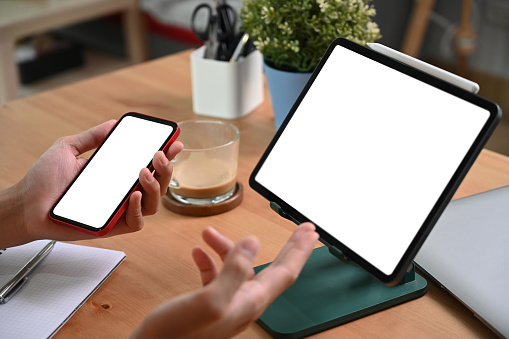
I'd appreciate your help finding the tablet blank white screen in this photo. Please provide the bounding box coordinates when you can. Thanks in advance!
[53,116,174,229]
[255,45,489,275]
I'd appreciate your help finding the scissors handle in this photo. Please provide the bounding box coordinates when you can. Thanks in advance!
[216,4,236,42]
[191,4,213,42]
[191,2,237,60]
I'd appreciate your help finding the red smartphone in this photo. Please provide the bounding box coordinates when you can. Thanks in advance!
[50,112,180,236]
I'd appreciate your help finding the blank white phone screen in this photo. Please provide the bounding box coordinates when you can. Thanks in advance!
[255,45,490,275]
[53,116,174,229]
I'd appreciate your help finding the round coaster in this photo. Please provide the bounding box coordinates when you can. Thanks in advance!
[161,182,243,216]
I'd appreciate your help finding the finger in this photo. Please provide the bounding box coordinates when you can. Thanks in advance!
[272,222,317,262]
[271,223,318,268]
[254,223,318,302]
[166,141,184,160]
[192,246,219,286]
[202,227,256,281]
[138,167,160,215]
[65,120,117,156]
[124,191,144,232]
[208,237,260,309]
[152,151,172,196]
[202,227,235,261]
[158,141,184,191]
[152,141,184,196]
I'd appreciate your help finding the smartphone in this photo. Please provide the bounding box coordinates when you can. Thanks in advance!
[50,112,180,236]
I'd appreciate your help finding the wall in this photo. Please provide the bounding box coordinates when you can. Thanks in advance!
[371,0,414,49]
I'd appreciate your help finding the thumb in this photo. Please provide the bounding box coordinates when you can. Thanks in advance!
[66,120,116,156]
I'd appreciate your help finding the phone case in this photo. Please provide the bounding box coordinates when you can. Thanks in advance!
[49,112,180,236]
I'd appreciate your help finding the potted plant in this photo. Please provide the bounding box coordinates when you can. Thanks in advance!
[240,0,382,129]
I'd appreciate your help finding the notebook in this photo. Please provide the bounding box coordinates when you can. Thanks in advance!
[0,240,125,339]
[414,186,509,338]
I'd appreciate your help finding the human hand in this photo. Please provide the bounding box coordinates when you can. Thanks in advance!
[2,120,183,247]
[131,222,319,339]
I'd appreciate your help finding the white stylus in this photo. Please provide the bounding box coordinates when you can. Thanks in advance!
[367,43,479,94]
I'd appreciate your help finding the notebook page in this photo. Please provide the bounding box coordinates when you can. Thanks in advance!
[0,240,125,339]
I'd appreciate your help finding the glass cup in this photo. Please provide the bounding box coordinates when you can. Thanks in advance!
[169,120,240,205]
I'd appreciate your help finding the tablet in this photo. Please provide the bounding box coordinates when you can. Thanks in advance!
[249,38,501,285]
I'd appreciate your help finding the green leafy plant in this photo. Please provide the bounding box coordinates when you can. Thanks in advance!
[240,0,382,72]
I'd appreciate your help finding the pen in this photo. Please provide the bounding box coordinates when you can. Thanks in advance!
[0,240,56,304]
[229,33,250,63]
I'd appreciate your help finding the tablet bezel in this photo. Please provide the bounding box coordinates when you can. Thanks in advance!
[249,38,502,285]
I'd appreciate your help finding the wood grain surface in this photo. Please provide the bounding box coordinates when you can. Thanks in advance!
[1,50,507,338]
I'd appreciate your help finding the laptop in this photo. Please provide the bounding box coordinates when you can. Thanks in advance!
[415,186,509,338]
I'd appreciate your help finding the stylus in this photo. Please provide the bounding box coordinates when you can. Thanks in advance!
[367,43,480,94]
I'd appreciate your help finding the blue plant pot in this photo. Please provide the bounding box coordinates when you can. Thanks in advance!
[264,62,312,130]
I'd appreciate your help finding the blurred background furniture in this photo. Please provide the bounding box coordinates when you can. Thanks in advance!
[0,0,147,104]
[2,0,508,157]
[402,0,477,76]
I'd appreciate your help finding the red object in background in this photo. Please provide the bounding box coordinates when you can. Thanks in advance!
[108,13,203,47]
[144,14,203,47]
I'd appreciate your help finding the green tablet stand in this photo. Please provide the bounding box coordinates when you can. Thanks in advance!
[254,203,427,339]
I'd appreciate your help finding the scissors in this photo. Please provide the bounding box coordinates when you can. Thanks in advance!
[191,0,237,60]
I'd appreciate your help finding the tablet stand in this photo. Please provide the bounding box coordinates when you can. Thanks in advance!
[254,202,427,338]
[253,45,479,338]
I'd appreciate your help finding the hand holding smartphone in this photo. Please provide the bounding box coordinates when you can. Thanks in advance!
[50,113,180,236]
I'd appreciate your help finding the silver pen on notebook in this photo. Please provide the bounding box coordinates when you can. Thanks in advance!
[0,240,56,304]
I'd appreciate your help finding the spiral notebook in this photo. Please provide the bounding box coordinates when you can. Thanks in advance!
[0,240,125,339]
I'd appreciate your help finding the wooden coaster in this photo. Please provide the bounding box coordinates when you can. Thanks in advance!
[161,182,243,216]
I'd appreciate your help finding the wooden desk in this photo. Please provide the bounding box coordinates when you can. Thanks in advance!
[0,0,147,104]
[0,50,507,338]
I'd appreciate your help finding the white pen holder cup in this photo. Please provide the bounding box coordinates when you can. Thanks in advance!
[191,46,264,119]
